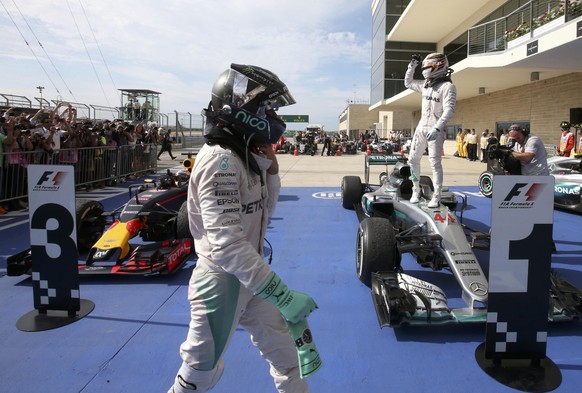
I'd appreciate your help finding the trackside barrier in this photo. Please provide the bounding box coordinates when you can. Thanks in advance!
[0,144,159,207]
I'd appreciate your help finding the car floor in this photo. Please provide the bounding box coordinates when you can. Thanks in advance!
[1,186,581,393]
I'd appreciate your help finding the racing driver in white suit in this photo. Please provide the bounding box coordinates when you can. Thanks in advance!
[404,53,457,208]
[168,64,318,393]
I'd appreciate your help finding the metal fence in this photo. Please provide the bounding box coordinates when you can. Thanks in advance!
[544,143,559,157]
[467,0,581,56]
[1,144,159,207]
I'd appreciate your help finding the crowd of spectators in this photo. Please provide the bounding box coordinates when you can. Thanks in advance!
[0,103,170,214]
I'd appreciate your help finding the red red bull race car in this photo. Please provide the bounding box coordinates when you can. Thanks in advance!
[7,169,194,276]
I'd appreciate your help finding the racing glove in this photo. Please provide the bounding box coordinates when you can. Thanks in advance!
[409,54,421,69]
[427,127,440,142]
[287,319,323,379]
[255,272,317,323]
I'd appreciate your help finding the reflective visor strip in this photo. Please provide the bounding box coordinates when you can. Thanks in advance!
[230,69,296,110]
[422,60,437,71]
[230,70,266,107]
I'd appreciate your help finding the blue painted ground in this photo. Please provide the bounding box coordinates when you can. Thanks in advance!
[1,186,581,392]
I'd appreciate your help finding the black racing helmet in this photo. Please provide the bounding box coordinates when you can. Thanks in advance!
[561,121,571,130]
[208,63,296,144]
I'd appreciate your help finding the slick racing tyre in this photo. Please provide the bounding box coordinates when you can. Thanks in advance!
[176,201,193,240]
[479,171,494,198]
[75,199,105,252]
[357,217,400,287]
[341,176,363,210]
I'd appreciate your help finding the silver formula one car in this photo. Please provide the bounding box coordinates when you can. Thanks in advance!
[341,154,582,327]
[548,156,582,212]
[478,139,582,213]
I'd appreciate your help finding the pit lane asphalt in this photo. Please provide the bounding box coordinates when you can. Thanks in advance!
[166,140,484,188]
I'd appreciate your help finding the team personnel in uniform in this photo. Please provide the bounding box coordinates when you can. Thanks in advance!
[557,121,574,157]
[405,53,457,208]
[168,64,318,393]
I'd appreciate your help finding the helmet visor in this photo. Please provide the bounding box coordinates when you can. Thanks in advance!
[225,69,295,111]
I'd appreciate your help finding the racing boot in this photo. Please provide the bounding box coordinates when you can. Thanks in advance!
[409,182,421,204]
[428,193,441,208]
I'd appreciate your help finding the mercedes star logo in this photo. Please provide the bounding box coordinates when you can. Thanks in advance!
[470,282,488,296]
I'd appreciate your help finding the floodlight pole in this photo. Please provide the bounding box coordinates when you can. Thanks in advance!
[37,86,45,108]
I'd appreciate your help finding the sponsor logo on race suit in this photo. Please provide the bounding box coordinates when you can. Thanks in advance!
[242,199,264,214]
[215,190,239,197]
[217,198,240,205]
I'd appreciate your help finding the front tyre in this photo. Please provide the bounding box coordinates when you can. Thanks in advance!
[341,176,362,210]
[479,171,494,198]
[75,199,105,252]
[357,217,400,287]
[176,201,193,240]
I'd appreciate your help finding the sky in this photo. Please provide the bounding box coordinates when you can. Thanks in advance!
[0,0,372,130]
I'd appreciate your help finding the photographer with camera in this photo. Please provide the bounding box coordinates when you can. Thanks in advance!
[507,124,549,176]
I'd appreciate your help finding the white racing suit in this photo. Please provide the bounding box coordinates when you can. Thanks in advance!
[404,62,457,198]
[169,142,308,393]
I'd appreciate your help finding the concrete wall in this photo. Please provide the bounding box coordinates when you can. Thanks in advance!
[339,104,379,138]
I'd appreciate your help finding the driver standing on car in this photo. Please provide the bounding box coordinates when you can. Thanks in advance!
[167,64,318,393]
[405,53,457,208]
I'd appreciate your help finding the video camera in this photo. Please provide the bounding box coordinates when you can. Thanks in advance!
[486,137,521,175]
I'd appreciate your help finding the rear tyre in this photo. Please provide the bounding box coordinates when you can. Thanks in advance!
[76,199,105,252]
[357,217,400,287]
[479,171,494,198]
[341,176,362,210]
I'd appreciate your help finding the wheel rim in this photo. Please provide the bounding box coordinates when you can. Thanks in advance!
[356,229,363,276]
[480,174,493,194]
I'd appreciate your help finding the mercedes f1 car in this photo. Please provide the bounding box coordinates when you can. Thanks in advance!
[549,156,582,212]
[7,168,194,277]
[341,154,582,327]
[479,138,582,213]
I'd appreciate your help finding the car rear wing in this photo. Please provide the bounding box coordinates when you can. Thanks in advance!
[364,154,408,184]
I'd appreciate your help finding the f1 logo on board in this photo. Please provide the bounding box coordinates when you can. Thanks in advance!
[499,182,546,209]
[33,171,68,191]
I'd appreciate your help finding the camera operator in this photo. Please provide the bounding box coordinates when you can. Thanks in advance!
[506,124,549,176]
